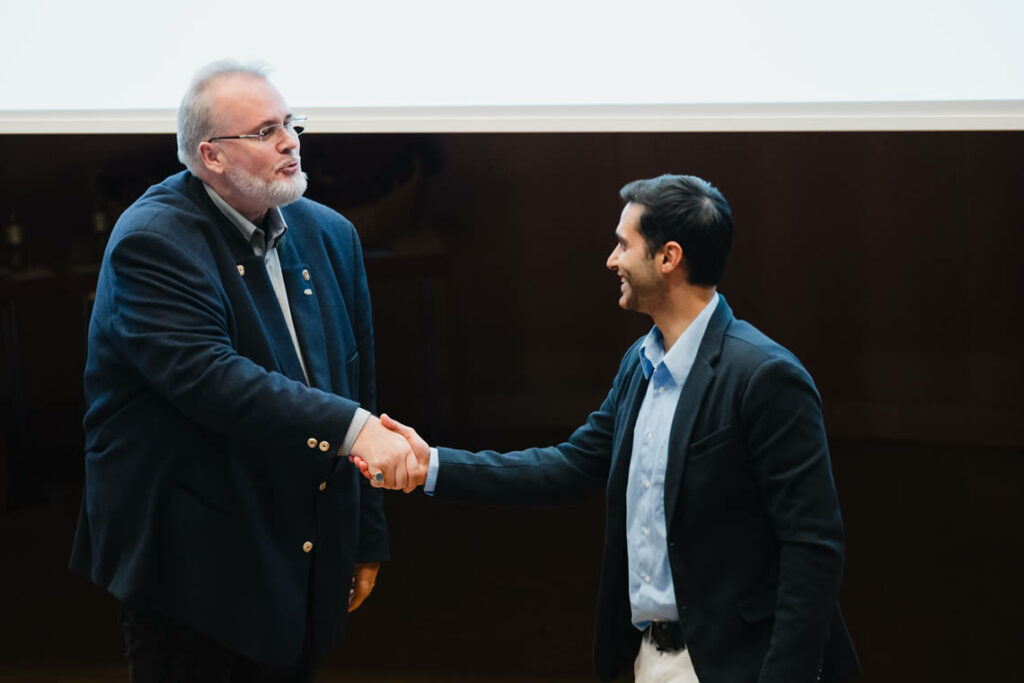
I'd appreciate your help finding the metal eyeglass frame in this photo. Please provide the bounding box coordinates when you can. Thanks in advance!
[207,115,308,143]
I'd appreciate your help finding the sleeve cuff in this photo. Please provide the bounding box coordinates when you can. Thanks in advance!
[424,447,440,495]
[339,408,372,456]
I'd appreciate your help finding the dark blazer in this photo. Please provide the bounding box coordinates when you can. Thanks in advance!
[434,296,859,683]
[70,171,387,667]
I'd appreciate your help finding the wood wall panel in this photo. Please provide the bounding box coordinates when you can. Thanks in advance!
[1,130,1021,681]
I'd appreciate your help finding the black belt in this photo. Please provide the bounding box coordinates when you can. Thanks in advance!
[645,620,685,652]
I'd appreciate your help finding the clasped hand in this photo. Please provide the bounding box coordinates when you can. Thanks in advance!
[349,413,429,492]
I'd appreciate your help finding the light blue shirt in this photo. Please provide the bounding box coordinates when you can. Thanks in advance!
[627,293,718,629]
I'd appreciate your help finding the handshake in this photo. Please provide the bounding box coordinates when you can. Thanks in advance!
[348,414,430,492]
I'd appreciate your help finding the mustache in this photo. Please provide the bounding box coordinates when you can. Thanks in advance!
[274,156,301,172]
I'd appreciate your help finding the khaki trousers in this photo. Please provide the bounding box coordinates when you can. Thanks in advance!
[634,634,700,683]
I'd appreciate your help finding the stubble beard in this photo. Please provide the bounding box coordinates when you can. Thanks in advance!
[619,269,662,315]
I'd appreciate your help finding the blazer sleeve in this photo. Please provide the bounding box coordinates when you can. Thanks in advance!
[431,344,643,504]
[740,357,845,683]
[107,227,360,457]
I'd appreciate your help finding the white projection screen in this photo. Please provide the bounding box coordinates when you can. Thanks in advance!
[2,0,1023,133]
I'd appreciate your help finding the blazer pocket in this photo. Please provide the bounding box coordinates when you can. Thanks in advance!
[169,485,230,520]
[688,424,735,457]
[738,590,776,623]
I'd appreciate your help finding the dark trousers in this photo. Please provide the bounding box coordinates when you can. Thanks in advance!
[121,605,319,683]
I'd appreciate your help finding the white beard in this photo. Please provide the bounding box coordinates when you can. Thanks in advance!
[226,163,308,208]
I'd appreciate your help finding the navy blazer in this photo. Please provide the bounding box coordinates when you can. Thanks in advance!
[71,171,387,666]
[434,296,859,682]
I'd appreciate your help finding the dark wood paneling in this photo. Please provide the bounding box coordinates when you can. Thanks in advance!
[1,131,1021,681]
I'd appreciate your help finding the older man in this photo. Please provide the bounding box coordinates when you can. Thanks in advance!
[70,61,413,681]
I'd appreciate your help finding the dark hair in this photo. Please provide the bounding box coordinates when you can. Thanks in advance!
[619,174,733,286]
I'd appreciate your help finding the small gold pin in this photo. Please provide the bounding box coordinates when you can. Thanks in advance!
[302,269,310,281]
[237,265,245,276]
[303,288,313,296]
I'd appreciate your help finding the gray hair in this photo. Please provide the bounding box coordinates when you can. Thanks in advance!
[176,60,271,174]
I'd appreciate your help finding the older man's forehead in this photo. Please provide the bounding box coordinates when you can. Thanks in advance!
[208,74,289,128]
[209,73,281,101]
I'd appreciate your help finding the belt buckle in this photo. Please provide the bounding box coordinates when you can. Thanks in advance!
[649,620,684,652]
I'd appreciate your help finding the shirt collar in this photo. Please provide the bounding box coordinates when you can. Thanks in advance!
[639,292,720,382]
[203,182,288,251]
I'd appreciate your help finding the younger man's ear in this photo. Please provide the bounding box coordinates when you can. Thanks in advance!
[659,241,684,272]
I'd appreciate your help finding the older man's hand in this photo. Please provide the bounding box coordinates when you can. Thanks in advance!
[348,562,379,612]
[350,414,429,492]
[349,415,415,490]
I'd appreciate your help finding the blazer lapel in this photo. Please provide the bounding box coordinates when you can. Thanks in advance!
[235,253,308,384]
[185,174,307,384]
[663,358,714,521]
[664,295,734,526]
[277,238,332,392]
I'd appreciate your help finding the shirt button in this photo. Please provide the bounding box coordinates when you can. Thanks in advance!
[644,576,652,584]
[302,541,313,553]
[643,528,649,536]
[307,438,318,449]
[658,387,665,394]
[646,432,653,441]
[318,481,327,492]
[304,288,313,296]
[318,441,330,452]
[644,481,651,489]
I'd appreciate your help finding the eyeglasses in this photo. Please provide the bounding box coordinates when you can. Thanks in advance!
[207,115,308,144]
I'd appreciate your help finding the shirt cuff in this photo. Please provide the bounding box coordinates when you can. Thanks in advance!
[424,447,440,495]
[339,408,372,456]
